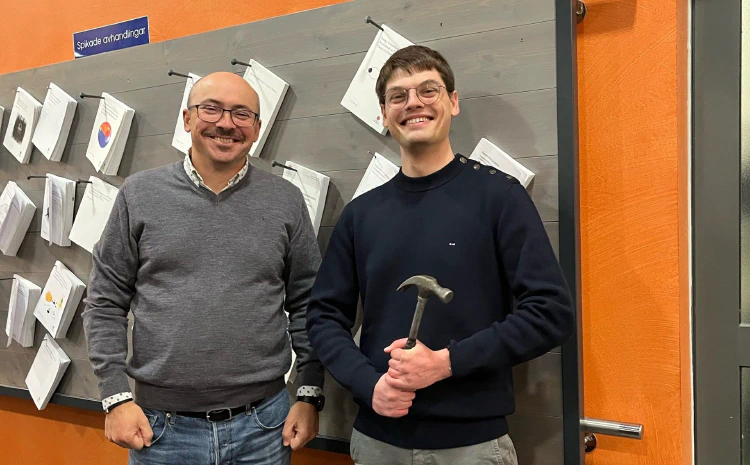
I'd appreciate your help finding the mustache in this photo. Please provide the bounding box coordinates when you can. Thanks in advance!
[202,128,244,141]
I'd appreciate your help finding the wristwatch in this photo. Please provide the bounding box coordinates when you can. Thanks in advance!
[297,395,325,412]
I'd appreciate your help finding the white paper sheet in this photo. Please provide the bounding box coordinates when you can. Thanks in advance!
[85,93,134,174]
[352,152,400,199]
[172,73,202,155]
[242,61,289,158]
[34,263,73,336]
[0,182,36,256]
[468,138,536,188]
[31,83,78,161]
[341,25,413,134]
[3,88,43,164]
[69,177,119,254]
[42,175,75,247]
[281,161,329,235]
[6,276,40,348]
[33,261,85,339]
[25,334,70,410]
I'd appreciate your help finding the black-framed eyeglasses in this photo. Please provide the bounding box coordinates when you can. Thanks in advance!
[188,104,259,127]
[384,82,447,109]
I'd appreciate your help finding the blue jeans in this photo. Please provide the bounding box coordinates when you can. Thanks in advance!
[129,389,291,465]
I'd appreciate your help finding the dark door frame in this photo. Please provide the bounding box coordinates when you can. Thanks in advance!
[555,1,583,464]
[693,0,742,463]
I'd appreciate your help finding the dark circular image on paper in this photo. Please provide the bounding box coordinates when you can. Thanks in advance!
[12,115,26,144]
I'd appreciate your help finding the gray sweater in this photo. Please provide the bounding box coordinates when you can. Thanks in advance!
[82,161,323,411]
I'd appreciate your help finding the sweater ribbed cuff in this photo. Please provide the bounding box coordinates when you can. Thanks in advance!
[97,369,132,400]
[350,368,382,409]
[296,367,325,389]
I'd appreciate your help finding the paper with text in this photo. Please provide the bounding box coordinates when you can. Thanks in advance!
[469,138,535,188]
[31,83,78,162]
[69,177,119,254]
[341,26,413,135]
[41,174,76,247]
[0,182,36,256]
[5,275,41,348]
[33,261,85,338]
[85,93,134,175]
[242,61,289,158]
[25,334,71,410]
[3,88,43,164]
[281,161,329,235]
[352,152,400,199]
[172,73,202,154]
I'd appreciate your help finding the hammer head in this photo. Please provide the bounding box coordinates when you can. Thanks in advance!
[397,275,454,303]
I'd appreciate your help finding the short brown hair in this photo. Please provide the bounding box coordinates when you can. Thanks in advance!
[376,45,455,105]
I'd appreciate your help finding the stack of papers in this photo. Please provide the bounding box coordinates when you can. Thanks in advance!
[33,261,86,339]
[341,26,413,134]
[0,181,37,256]
[25,334,71,410]
[352,152,400,199]
[68,177,119,254]
[469,138,535,188]
[172,73,202,154]
[3,88,43,164]
[85,93,135,175]
[281,161,329,235]
[41,174,76,247]
[5,275,42,348]
[31,83,78,162]
[242,60,289,158]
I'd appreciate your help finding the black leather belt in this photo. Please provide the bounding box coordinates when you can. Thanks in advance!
[175,398,264,422]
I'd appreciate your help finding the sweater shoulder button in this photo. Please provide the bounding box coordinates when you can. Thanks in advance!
[489,169,497,175]
[459,156,467,163]
[473,164,481,170]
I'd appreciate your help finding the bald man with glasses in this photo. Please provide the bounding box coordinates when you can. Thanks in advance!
[83,72,325,465]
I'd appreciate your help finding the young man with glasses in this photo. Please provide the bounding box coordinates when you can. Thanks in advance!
[306,46,574,463]
[83,72,325,465]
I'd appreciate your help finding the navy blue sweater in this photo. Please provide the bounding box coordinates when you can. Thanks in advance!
[306,154,574,449]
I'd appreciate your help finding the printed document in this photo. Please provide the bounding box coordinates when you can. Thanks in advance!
[242,61,289,158]
[69,177,119,254]
[469,138,535,188]
[341,26,413,134]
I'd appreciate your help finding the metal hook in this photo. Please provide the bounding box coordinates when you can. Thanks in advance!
[80,93,104,99]
[365,16,384,31]
[272,161,297,172]
[168,70,192,79]
[0,277,16,281]
[231,58,252,67]
[576,0,587,23]
[76,180,93,185]
[26,175,47,180]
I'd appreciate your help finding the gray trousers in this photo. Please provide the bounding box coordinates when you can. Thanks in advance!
[350,428,518,465]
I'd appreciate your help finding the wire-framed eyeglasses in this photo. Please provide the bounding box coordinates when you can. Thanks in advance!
[384,82,446,109]
[188,104,259,127]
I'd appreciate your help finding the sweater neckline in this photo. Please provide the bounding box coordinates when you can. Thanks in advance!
[392,154,467,192]
[176,160,252,200]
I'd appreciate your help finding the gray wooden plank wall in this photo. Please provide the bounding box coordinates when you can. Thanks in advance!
[0,0,563,462]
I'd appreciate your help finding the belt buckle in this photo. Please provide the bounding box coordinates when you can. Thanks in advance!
[206,408,232,422]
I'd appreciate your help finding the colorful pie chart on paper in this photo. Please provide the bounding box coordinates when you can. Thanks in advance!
[98,122,112,148]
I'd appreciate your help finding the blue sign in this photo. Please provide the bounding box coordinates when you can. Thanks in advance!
[73,16,150,58]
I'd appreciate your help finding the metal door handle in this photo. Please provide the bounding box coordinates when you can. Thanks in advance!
[580,418,643,440]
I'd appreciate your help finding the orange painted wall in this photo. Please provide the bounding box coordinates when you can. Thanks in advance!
[0,1,353,464]
[0,0,347,75]
[577,0,690,464]
[0,396,353,465]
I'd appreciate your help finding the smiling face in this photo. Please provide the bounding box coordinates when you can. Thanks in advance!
[381,69,459,152]
[183,72,261,167]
